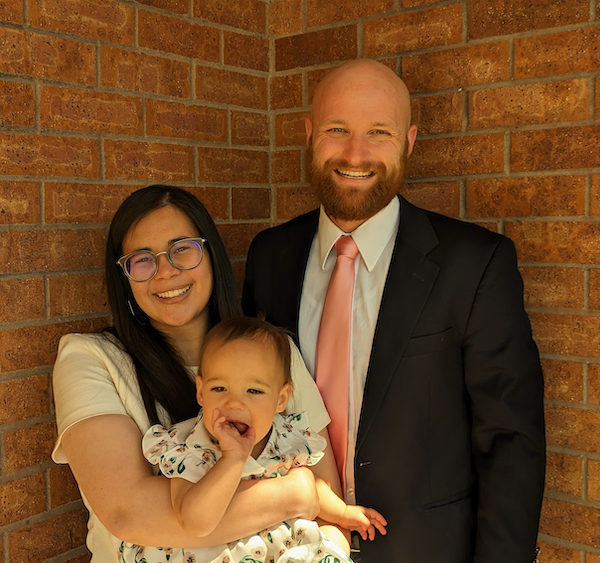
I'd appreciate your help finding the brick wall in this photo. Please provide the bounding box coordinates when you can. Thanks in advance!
[0,0,598,561]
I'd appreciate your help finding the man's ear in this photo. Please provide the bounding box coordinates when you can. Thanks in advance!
[406,124,418,156]
[305,117,313,146]
[276,383,292,413]
[196,376,203,406]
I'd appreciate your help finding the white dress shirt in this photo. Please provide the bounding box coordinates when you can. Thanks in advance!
[298,197,400,503]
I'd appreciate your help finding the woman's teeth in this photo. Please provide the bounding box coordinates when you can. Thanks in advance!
[156,285,191,299]
[336,169,374,178]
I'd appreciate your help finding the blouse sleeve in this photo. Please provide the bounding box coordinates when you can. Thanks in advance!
[284,338,330,433]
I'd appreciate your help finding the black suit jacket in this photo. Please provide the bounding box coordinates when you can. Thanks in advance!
[243,196,545,563]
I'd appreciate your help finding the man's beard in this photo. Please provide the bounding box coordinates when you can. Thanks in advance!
[307,143,408,223]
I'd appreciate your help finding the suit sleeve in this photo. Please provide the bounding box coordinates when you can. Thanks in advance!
[463,237,545,563]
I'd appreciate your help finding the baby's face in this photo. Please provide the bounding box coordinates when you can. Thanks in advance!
[197,338,291,451]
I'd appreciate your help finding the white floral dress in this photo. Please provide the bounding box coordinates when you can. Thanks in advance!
[116,412,353,563]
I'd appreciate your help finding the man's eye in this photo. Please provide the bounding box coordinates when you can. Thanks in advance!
[328,128,346,133]
[372,129,390,135]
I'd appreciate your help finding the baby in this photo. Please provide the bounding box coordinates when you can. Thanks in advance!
[117,317,386,563]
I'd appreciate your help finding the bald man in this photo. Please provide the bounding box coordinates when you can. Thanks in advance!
[243,59,545,563]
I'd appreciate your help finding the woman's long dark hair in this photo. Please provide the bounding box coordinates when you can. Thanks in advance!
[105,185,243,425]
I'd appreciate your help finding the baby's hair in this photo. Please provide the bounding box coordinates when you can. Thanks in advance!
[199,316,292,387]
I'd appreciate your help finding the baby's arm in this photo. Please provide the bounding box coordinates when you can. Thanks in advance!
[171,409,256,537]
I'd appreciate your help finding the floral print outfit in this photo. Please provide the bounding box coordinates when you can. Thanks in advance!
[116,412,353,563]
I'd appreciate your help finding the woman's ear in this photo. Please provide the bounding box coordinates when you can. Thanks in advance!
[276,383,292,413]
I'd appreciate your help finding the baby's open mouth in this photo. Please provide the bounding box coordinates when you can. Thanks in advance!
[231,421,249,435]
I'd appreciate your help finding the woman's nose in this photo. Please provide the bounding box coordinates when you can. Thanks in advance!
[154,253,179,279]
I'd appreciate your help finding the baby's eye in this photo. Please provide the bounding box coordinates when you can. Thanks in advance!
[211,386,226,393]
[247,388,264,395]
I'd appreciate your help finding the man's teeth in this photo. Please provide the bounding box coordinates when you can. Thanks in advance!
[157,286,191,299]
[336,169,373,178]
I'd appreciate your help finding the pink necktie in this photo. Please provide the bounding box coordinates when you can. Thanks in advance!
[315,235,359,487]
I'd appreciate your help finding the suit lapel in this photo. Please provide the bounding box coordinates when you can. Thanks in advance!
[357,197,440,448]
[271,210,319,337]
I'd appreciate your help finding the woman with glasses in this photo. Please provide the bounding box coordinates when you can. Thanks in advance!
[51,185,337,562]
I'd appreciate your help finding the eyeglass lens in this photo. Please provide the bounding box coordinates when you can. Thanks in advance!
[123,239,204,281]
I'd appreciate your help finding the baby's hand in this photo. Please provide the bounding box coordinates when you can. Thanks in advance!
[211,409,255,462]
[339,505,387,541]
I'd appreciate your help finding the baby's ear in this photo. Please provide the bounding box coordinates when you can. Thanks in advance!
[276,383,292,413]
[196,376,204,406]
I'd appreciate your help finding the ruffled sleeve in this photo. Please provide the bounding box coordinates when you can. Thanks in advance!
[246,412,327,480]
[142,416,219,483]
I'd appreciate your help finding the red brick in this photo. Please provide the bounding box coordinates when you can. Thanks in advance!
[545,404,600,453]
[308,0,394,26]
[217,222,269,257]
[537,542,580,563]
[271,74,303,110]
[0,28,95,85]
[402,0,446,5]
[269,0,302,36]
[135,0,187,13]
[4,421,56,472]
[198,148,269,184]
[403,42,510,93]
[231,111,269,147]
[101,46,189,98]
[0,0,22,22]
[540,496,600,547]
[0,474,45,526]
[0,181,40,224]
[193,0,265,33]
[521,266,584,309]
[276,111,310,147]
[44,183,136,224]
[411,93,462,135]
[277,186,319,220]
[364,5,462,56]
[590,175,600,217]
[0,228,104,275]
[0,278,45,323]
[224,31,269,72]
[104,140,194,182]
[272,150,302,184]
[540,358,583,402]
[8,508,88,563]
[587,364,600,405]
[231,258,245,295]
[470,79,589,129]
[138,9,219,61]
[0,375,50,424]
[49,272,108,316]
[0,318,106,372]
[515,28,600,79]
[146,99,227,142]
[0,80,34,126]
[409,134,504,177]
[0,134,99,178]
[275,26,357,71]
[232,187,271,220]
[466,176,586,218]
[308,67,338,104]
[401,181,460,217]
[589,459,600,501]
[590,268,600,311]
[196,66,267,110]
[589,555,600,563]
[546,451,583,497]
[40,86,143,134]
[469,0,588,39]
[28,0,134,44]
[188,186,229,221]
[49,465,81,508]
[507,222,600,264]
[513,126,600,172]
[529,312,600,358]
[597,77,600,119]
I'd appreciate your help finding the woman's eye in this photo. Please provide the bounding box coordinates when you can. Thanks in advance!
[133,254,153,265]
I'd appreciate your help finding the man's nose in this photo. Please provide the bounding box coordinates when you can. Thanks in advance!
[341,134,370,163]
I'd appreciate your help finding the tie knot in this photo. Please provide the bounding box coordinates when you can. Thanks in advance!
[335,235,359,259]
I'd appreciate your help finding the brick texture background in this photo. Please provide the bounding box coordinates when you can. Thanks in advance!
[0,0,598,560]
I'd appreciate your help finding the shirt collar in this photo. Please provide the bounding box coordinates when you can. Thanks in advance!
[317,196,400,272]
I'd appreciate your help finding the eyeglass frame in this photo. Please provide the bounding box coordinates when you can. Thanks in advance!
[116,237,208,282]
